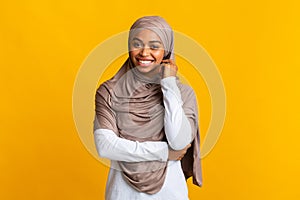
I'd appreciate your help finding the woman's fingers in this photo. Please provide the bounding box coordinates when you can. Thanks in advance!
[177,144,191,160]
[161,59,177,78]
[168,143,192,161]
[181,144,192,158]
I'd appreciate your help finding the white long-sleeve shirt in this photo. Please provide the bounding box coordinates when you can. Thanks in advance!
[94,77,194,200]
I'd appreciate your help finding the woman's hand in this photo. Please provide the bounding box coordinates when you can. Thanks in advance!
[168,144,191,161]
[160,59,178,78]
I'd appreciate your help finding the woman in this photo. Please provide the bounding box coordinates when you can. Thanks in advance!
[94,16,202,200]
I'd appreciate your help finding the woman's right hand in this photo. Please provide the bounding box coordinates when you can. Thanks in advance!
[168,144,191,161]
[160,59,178,78]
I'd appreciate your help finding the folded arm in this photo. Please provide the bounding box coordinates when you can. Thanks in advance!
[94,128,168,162]
[161,77,195,150]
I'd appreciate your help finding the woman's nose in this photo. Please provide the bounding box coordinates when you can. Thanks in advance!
[140,47,150,56]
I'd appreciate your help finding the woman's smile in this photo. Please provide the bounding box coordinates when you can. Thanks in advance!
[135,57,155,67]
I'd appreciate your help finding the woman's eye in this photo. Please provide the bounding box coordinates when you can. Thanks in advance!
[150,45,159,50]
[133,42,142,48]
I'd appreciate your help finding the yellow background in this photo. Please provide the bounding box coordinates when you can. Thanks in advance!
[1,0,299,199]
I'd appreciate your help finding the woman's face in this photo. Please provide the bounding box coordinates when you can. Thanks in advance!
[129,29,165,77]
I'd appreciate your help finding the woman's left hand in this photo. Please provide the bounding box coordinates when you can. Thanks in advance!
[168,144,191,161]
[160,59,178,78]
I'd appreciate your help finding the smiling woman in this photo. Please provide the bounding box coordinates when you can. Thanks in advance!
[93,16,202,200]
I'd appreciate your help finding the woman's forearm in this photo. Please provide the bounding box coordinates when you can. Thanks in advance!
[94,128,168,162]
[161,77,193,150]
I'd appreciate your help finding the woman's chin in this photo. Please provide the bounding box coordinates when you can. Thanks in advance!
[136,65,160,77]
[136,66,151,73]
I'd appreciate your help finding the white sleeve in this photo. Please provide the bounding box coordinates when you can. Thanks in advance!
[94,128,169,162]
[161,76,193,150]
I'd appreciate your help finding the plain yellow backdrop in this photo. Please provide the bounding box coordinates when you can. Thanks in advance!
[1,0,300,199]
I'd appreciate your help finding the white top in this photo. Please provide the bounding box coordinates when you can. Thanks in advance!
[94,77,193,200]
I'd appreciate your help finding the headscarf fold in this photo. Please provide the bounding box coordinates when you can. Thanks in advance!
[95,16,202,194]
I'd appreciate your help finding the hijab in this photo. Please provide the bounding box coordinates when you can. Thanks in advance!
[94,16,202,194]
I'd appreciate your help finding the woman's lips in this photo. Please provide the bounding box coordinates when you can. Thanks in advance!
[136,58,154,67]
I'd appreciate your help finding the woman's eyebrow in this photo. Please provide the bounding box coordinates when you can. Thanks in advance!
[132,37,162,44]
[149,40,162,44]
[132,37,142,42]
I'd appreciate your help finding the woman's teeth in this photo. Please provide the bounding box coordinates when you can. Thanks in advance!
[139,60,152,64]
